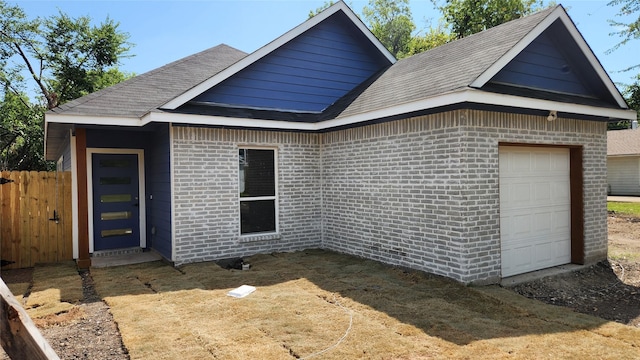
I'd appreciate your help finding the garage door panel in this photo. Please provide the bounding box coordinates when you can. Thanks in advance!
[533,152,550,172]
[501,182,568,209]
[511,152,532,173]
[552,181,571,202]
[553,209,571,232]
[532,212,552,233]
[534,182,552,201]
[502,233,570,276]
[502,246,533,273]
[500,147,571,277]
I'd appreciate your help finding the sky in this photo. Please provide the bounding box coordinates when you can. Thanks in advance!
[8,0,640,93]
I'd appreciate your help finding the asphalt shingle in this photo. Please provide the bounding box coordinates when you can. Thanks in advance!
[608,129,640,156]
[336,6,556,118]
[50,44,247,118]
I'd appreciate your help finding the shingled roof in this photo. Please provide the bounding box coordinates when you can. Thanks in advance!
[50,44,247,118]
[608,129,640,156]
[47,5,559,122]
[46,2,636,160]
[337,6,556,118]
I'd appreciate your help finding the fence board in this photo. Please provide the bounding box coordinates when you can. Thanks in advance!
[0,171,72,269]
[62,172,73,261]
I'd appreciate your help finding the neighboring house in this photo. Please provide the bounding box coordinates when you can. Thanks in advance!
[44,2,636,284]
[608,123,640,196]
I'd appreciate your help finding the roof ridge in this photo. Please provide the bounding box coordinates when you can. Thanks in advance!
[399,5,557,64]
[160,1,394,110]
[457,5,558,41]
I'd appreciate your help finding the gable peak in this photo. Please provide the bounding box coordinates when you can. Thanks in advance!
[161,0,395,111]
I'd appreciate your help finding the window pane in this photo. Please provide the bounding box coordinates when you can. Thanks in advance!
[240,200,276,234]
[101,228,133,238]
[101,211,132,221]
[239,149,275,197]
[100,194,132,203]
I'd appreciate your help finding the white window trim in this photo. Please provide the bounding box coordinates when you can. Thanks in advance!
[238,146,279,239]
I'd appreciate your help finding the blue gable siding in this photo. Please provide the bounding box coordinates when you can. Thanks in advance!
[488,20,616,105]
[492,34,590,96]
[59,140,72,171]
[193,11,392,113]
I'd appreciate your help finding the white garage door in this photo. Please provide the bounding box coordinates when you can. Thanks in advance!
[499,147,571,277]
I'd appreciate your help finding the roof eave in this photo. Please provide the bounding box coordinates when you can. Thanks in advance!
[44,112,144,160]
[147,88,638,130]
[607,154,640,157]
[44,88,634,146]
[159,1,396,111]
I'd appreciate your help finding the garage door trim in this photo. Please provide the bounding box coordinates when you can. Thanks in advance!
[499,143,584,276]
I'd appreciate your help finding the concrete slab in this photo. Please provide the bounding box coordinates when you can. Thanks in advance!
[500,263,589,287]
[608,196,640,203]
[91,251,163,268]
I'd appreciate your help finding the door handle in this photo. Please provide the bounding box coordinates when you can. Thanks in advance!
[133,203,139,207]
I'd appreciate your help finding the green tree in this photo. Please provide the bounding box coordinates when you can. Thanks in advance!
[0,88,47,170]
[363,0,416,57]
[0,1,133,170]
[436,0,546,38]
[404,25,456,56]
[622,74,640,126]
[607,0,640,125]
[309,1,337,18]
[608,0,640,60]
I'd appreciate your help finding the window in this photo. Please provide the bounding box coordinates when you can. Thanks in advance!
[239,148,277,235]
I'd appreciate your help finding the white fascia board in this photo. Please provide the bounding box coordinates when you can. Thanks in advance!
[46,113,142,127]
[144,111,319,131]
[471,6,628,109]
[607,154,640,158]
[322,89,637,127]
[48,89,636,134]
[148,89,636,131]
[316,91,470,130]
[161,1,395,111]
[336,2,396,64]
[464,89,637,121]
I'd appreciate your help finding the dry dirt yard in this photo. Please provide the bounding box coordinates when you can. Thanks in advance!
[1,214,639,359]
[512,213,640,328]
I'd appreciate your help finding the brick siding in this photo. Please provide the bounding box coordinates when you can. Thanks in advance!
[172,127,322,264]
[171,110,608,283]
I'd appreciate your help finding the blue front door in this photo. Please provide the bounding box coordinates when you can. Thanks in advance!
[92,153,140,251]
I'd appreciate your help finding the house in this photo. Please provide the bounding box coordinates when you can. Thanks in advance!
[608,122,640,196]
[44,2,636,284]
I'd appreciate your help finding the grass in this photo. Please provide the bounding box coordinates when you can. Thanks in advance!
[609,251,640,262]
[87,250,640,360]
[5,282,30,303]
[608,201,640,216]
[24,261,84,325]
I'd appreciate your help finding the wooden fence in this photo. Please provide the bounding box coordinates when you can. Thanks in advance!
[1,171,73,269]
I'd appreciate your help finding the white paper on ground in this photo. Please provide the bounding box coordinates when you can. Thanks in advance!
[227,285,256,298]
